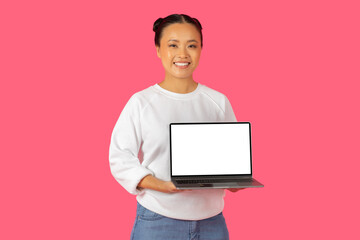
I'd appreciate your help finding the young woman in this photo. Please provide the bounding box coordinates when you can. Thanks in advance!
[109,13,244,240]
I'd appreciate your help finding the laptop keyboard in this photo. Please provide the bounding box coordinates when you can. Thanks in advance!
[176,179,253,184]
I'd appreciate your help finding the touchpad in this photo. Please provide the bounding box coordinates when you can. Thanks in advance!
[199,183,213,187]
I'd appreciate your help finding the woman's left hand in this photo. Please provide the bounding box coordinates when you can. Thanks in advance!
[227,188,246,192]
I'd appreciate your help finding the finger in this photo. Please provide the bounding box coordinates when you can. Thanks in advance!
[173,188,191,192]
[227,188,245,192]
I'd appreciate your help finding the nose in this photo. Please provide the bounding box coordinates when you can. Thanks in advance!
[177,46,189,58]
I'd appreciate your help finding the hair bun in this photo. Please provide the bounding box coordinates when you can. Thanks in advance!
[153,18,164,32]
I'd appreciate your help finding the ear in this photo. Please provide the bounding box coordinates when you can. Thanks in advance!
[156,46,160,58]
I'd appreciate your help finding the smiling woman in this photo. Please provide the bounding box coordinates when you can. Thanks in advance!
[109,13,241,240]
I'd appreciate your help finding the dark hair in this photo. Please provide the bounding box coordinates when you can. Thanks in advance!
[153,14,203,48]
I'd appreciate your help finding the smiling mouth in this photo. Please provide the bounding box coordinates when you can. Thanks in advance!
[174,62,191,66]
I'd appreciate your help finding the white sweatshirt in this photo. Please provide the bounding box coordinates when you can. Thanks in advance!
[109,82,237,220]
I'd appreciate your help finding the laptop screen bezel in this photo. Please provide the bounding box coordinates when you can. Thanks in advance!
[169,122,253,178]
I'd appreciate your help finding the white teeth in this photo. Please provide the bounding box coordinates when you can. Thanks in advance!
[174,62,189,66]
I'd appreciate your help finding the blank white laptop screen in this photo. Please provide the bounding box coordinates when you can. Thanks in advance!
[171,123,251,176]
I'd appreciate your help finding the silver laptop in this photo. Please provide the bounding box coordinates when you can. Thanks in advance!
[169,122,264,189]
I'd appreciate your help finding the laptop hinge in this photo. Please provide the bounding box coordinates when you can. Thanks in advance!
[173,176,252,180]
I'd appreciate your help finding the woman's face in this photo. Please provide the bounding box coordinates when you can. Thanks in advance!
[156,23,202,81]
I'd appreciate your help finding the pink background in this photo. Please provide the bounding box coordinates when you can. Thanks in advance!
[1,0,359,239]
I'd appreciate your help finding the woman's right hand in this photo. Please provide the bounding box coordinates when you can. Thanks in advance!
[160,181,184,193]
[137,175,188,193]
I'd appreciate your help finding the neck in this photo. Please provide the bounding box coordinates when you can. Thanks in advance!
[158,77,198,94]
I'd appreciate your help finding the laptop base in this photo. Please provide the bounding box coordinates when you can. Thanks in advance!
[173,178,264,190]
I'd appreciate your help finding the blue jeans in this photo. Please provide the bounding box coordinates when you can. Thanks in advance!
[130,202,229,240]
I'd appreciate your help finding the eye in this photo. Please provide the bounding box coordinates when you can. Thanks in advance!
[169,44,177,47]
[189,45,197,48]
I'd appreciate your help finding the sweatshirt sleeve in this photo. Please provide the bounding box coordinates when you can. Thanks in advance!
[109,94,154,195]
[224,95,238,122]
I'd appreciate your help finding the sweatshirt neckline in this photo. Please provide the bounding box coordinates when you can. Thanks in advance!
[153,82,202,99]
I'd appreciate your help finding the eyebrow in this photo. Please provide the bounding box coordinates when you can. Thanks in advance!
[168,39,199,43]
